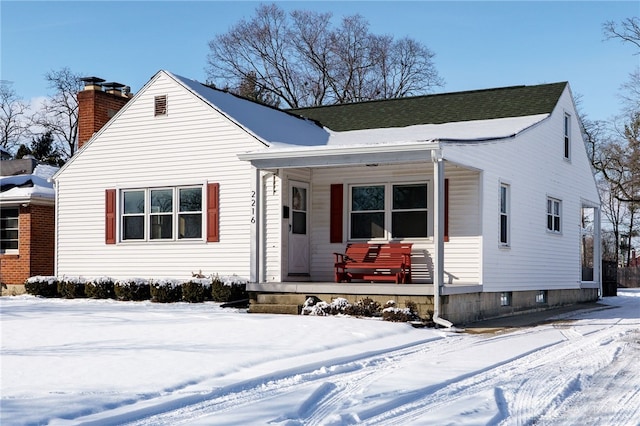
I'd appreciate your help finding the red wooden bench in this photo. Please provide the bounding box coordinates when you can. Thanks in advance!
[334,243,413,284]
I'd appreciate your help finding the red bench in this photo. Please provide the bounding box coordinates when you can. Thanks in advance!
[334,243,413,284]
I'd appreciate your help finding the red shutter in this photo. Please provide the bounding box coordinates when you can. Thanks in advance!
[444,179,449,242]
[330,184,343,243]
[207,183,220,242]
[105,189,116,244]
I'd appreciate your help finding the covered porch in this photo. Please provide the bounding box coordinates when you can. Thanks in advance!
[239,142,484,319]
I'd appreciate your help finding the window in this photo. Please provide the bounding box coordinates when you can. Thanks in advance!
[500,183,510,245]
[0,207,19,252]
[547,198,561,233]
[121,186,203,241]
[351,185,385,239]
[392,184,428,238]
[564,113,571,159]
[349,182,428,240]
[536,290,547,304]
[154,95,167,116]
[500,292,512,306]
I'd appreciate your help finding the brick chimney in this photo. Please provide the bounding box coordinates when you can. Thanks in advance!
[77,77,132,150]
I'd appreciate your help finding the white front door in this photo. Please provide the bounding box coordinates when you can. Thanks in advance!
[288,181,310,276]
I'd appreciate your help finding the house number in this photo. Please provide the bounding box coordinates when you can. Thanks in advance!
[250,191,256,223]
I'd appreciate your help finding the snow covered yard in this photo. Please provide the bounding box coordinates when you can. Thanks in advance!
[1,290,639,426]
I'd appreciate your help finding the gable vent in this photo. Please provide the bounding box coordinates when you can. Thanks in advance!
[154,95,167,116]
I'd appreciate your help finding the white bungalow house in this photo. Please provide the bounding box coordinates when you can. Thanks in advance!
[53,70,601,325]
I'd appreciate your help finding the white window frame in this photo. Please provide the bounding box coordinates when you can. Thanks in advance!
[348,180,429,241]
[499,182,510,246]
[547,197,562,234]
[563,113,571,160]
[120,185,204,242]
[0,207,19,254]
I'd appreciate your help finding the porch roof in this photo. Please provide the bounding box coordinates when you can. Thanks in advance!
[237,113,548,169]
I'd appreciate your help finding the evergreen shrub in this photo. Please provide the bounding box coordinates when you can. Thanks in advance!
[57,276,87,299]
[24,276,59,298]
[114,278,151,301]
[85,277,115,299]
[150,278,183,303]
[181,278,212,303]
[211,275,247,302]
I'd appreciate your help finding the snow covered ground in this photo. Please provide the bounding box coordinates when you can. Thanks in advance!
[1,290,638,426]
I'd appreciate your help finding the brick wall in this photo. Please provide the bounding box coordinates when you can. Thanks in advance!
[0,204,55,285]
[78,89,130,149]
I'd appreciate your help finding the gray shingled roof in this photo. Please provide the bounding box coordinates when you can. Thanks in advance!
[288,82,567,132]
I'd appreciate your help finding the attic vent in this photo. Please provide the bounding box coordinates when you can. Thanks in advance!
[154,95,167,116]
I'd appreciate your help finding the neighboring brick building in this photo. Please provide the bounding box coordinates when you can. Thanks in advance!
[0,78,131,294]
[0,159,58,292]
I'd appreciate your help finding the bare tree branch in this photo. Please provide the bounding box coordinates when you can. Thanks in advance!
[206,3,443,107]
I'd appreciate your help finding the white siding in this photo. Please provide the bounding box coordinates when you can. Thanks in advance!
[445,87,600,291]
[56,72,266,280]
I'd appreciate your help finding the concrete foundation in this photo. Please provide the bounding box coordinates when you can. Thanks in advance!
[250,288,600,326]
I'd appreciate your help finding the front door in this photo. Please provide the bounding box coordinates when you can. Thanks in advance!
[288,181,310,276]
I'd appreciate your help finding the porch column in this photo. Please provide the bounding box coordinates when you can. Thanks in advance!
[250,166,261,283]
[432,150,445,289]
[432,149,452,327]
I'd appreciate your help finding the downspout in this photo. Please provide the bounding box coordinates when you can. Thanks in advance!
[432,149,453,328]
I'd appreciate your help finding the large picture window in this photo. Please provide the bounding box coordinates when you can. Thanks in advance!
[349,182,428,240]
[121,186,203,241]
[0,207,19,252]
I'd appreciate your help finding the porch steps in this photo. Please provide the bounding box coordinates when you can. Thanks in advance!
[248,294,308,315]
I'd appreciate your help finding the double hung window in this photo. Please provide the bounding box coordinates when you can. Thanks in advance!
[349,182,427,240]
[121,186,203,241]
[547,198,561,233]
[499,183,510,245]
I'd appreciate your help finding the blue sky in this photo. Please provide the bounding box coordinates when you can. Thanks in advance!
[2,1,638,121]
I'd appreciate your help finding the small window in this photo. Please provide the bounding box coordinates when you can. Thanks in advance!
[154,95,167,116]
[122,190,145,240]
[547,198,561,233]
[563,113,571,159]
[150,189,173,239]
[178,187,203,239]
[500,183,509,245]
[500,292,512,306]
[0,207,19,253]
[392,183,428,238]
[350,185,385,239]
[536,290,547,304]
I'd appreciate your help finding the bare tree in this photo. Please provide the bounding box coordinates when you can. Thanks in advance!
[603,17,640,52]
[0,81,29,154]
[31,67,83,159]
[206,3,443,108]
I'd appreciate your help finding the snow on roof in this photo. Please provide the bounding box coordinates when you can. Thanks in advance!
[168,72,331,147]
[0,164,58,202]
[326,113,550,146]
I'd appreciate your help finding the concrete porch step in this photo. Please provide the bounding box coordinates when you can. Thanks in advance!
[249,303,302,315]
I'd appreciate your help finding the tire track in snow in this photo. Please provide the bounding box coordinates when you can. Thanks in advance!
[70,336,450,425]
[358,320,631,426]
